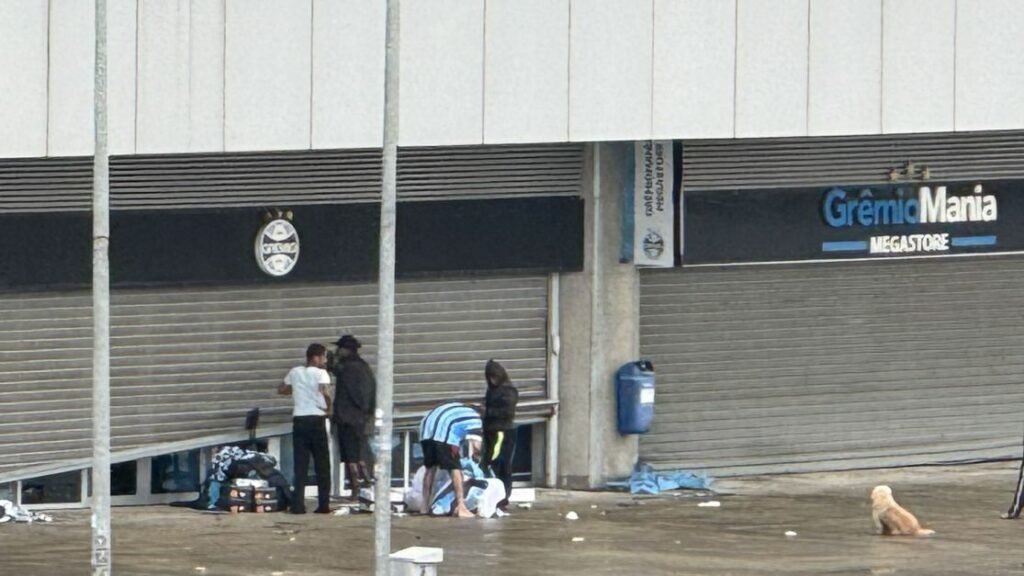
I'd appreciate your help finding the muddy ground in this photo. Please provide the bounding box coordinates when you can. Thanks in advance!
[3,462,1024,575]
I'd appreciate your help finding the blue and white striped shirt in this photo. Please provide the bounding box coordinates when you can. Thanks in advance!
[420,402,482,446]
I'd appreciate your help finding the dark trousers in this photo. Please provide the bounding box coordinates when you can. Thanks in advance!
[292,416,331,512]
[482,428,517,506]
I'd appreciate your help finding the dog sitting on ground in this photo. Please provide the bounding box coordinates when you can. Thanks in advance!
[870,485,935,536]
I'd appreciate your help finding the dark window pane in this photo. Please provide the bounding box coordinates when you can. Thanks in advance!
[151,450,201,494]
[21,471,81,505]
[511,425,532,482]
[111,461,137,496]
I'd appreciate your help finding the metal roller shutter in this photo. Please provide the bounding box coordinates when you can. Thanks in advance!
[0,275,548,478]
[639,257,1024,476]
[0,143,584,213]
[681,130,1024,191]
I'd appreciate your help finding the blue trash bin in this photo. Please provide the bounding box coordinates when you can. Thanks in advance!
[616,360,656,434]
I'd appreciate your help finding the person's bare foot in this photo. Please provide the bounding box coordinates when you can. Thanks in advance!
[454,505,474,519]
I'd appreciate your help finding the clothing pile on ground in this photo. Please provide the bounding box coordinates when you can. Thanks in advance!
[0,500,53,523]
[607,462,712,495]
[404,458,507,518]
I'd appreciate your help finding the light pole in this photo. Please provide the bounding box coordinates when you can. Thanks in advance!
[374,0,400,575]
[91,0,112,574]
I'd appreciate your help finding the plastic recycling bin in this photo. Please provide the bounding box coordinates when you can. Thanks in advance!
[616,359,656,434]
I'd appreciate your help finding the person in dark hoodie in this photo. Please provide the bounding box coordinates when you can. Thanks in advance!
[481,359,519,509]
[331,334,377,499]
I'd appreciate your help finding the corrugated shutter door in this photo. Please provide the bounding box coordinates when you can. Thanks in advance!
[639,257,1024,476]
[0,275,547,477]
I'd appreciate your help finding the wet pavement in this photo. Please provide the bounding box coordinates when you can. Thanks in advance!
[3,462,1024,575]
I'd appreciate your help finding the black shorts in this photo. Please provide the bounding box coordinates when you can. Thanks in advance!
[420,439,459,471]
[336,423,369,464]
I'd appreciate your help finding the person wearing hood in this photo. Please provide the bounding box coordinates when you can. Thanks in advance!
[330,334,377,500]
[481,359,519,510]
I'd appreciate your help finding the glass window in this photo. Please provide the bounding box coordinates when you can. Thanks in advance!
[511,424,532,482]
[0,482,13,501]
[21,470,82,505]
[151,450,201,494]
[111,461,138,496]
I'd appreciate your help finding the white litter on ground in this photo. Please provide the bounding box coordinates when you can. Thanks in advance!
[565,511,579,520]
[697,501,721,508]
[785,531,798,537]
[517,502,532,510]
[571,537,585,543]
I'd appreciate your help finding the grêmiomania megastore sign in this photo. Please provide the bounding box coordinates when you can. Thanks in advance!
[681,179,1024,266]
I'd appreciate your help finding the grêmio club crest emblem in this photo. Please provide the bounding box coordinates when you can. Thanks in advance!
[255,214,300,277]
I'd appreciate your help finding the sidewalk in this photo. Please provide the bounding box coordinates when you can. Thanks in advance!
[2,461,1023,575]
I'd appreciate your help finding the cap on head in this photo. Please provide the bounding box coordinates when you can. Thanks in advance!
[335,334,362,351]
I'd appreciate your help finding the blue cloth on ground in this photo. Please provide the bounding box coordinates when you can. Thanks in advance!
[607,463,711,495]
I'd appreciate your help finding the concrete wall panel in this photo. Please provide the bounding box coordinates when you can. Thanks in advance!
[312,0,385,148]
[735,0,808,137]
[189,0,225,152]
[484,0,569,144]
[0,0,48,157]
[569,0,653,141]
[399,0,484,146]
[653,0,736,139]
[808,0,881,136]
[137,0,191,153]
[48,0,95,156]
[882,0,955,133]
[108,0,138,155]
[225,0,311,151]
[955,0,1024,131]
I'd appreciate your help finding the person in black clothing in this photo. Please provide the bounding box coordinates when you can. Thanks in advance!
[331,334,377,500]
[481,359,519,510]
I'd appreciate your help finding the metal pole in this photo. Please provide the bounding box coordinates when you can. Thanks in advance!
[91,0,112,574]
[374,0,400,574]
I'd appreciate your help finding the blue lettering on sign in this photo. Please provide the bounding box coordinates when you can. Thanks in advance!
[822,187,919,228]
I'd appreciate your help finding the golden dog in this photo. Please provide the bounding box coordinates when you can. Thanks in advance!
[871,485,935,536]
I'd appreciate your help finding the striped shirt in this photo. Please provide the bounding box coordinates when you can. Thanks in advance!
[419,403,482,447]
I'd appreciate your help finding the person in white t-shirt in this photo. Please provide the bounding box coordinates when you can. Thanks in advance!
[277,343,332,514]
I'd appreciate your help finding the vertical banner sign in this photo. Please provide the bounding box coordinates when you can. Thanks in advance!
[634,141,675,267]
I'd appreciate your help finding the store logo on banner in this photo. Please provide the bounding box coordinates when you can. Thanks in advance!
[820,184,998,255]
[255,215,300,276]
[634,140,674,267]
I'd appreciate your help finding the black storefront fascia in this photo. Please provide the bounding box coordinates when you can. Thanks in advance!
[0,196,584,290]
[681,180,1020,266]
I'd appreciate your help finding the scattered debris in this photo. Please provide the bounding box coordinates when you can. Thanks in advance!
[194,568,206,573]
[0,500,53,523]
[590,505,598,509]
[334,508,351,516]
[571,537,585,543]
[785,531,798,537]
[674,540,681,545]
[517,502,532,510]
[289,537,296,542]
[271,572,284,576]
[697,501,721,508]
[565,511,579,520]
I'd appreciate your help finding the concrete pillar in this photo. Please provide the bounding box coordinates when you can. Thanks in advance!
[557,142,639,489]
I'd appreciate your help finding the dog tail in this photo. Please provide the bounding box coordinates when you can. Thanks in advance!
[914,528,936,537]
